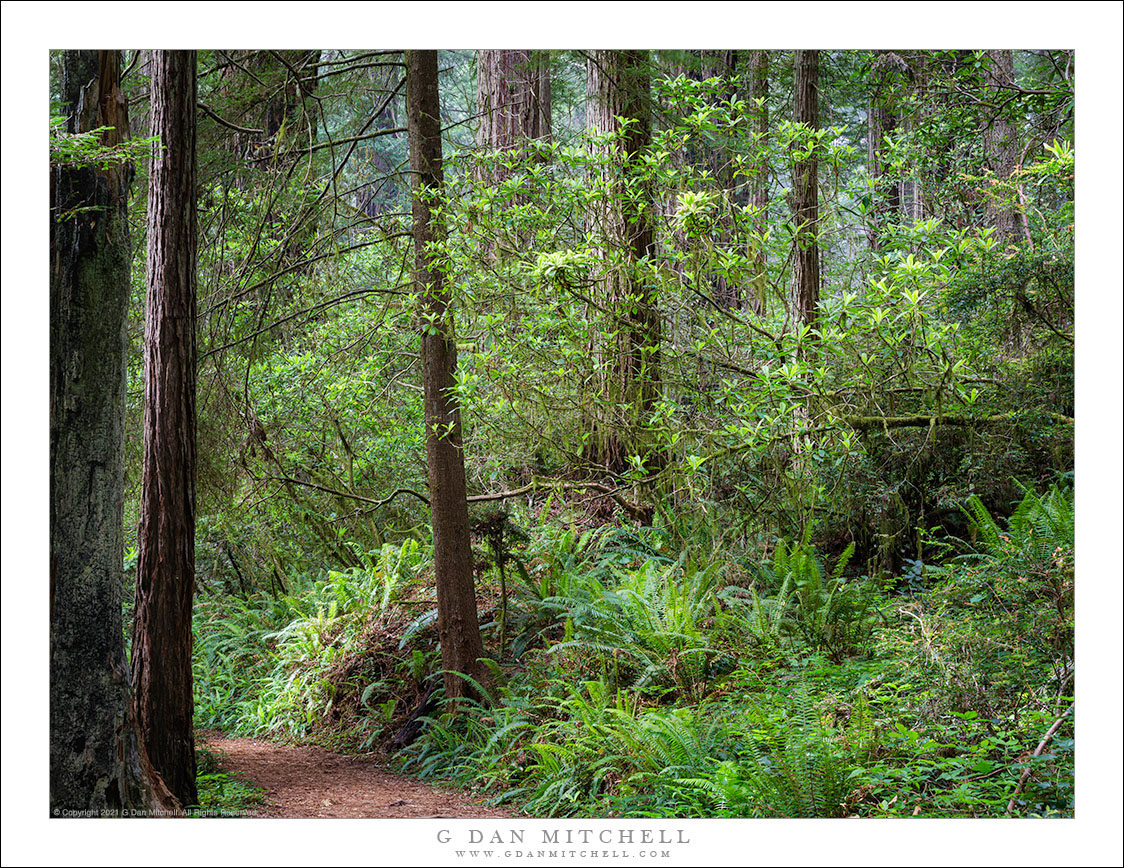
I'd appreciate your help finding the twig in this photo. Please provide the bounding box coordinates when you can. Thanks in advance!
[1006,704,1073,813]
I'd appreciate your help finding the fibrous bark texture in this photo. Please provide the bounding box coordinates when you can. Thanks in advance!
[983,49,1021,245]
[748,49,770,315]
[791,49,820,328]
[407,49,487,702]
[50,49,175,815]
[477,49,551,155]
[867,51,907,249]
[586,49,659,473]
[132,49,200,808]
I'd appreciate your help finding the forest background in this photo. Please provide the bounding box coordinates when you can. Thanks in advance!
[5,2,1124,866]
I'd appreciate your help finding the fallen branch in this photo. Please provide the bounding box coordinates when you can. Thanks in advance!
[1006,704,1073,814]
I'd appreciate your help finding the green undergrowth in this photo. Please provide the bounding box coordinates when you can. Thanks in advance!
[193,539,432,747]
[192,484,1074,817]
[187,745,266,817]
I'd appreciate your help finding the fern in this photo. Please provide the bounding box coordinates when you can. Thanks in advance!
[963,483,1073,561]
[677,685,858,818]
[543,556,725,699]
[741,537,878,661]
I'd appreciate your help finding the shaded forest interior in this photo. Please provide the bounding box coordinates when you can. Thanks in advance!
[48,48,1077,820]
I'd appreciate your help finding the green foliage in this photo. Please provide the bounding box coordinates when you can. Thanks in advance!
[49,106,158,177]
[860,705,1073,818]
[720,532,881,661]
[677,685,864,818]
[893,484,1075,719]
[193,541,426,741]
[192,479,1075,819]
[127,50,1076,821]
[544,554,729,701]
[189,745,265,816]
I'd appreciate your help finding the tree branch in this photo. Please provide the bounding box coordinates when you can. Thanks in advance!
[1006,705,1073,814]
[198,101,264,136]
[840,411,1072,431]
[266,475,430,508]
[467,477,650,521]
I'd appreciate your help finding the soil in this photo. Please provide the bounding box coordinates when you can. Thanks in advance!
[200,734,514,819]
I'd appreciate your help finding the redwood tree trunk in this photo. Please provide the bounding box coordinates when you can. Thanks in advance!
[50,49,174,814]
[407,50,488,702]
[132,49,199,808]
[868,51,906,249]
[586,49,659,473]
[748,49,770,316]
[700,49,741,310]
[983,49,1021,245]
[791,49,820,328]
[477,49,551,157]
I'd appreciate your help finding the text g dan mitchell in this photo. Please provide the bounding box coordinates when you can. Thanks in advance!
[436,829,690,845]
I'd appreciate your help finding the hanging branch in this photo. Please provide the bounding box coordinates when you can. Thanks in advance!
[266,474,431,508]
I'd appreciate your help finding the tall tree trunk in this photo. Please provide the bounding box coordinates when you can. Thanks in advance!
[867,51,906,249]
[983,49,1021,246]
[407,50,488,702]
[476,49,551,254]
[700,49,742,310]
[748,49,770,316]
[50,49,175,814]
[586,49,659,474]
[477,49,551,157]
[791,49,820,329]
[132,49,199,808]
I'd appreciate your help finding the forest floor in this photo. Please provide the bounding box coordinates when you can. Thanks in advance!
[200,734,514,819]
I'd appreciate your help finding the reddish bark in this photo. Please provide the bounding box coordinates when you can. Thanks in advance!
[132,49,200,807]
[407,50,488,702]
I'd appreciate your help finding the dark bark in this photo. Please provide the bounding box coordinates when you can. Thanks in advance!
[132,49,199,808]
[50,49,175,814]
[388,687,440,751]
[791,50,820,329]
[407,50,488,702]
[586,50,659,473]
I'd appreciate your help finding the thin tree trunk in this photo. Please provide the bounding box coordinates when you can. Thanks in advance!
[407,50,488,702]
[50,49,175,814]
[791,49,820,329]
[132,49,200,808]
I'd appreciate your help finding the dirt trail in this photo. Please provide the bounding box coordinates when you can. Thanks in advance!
[202,735,513,819]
